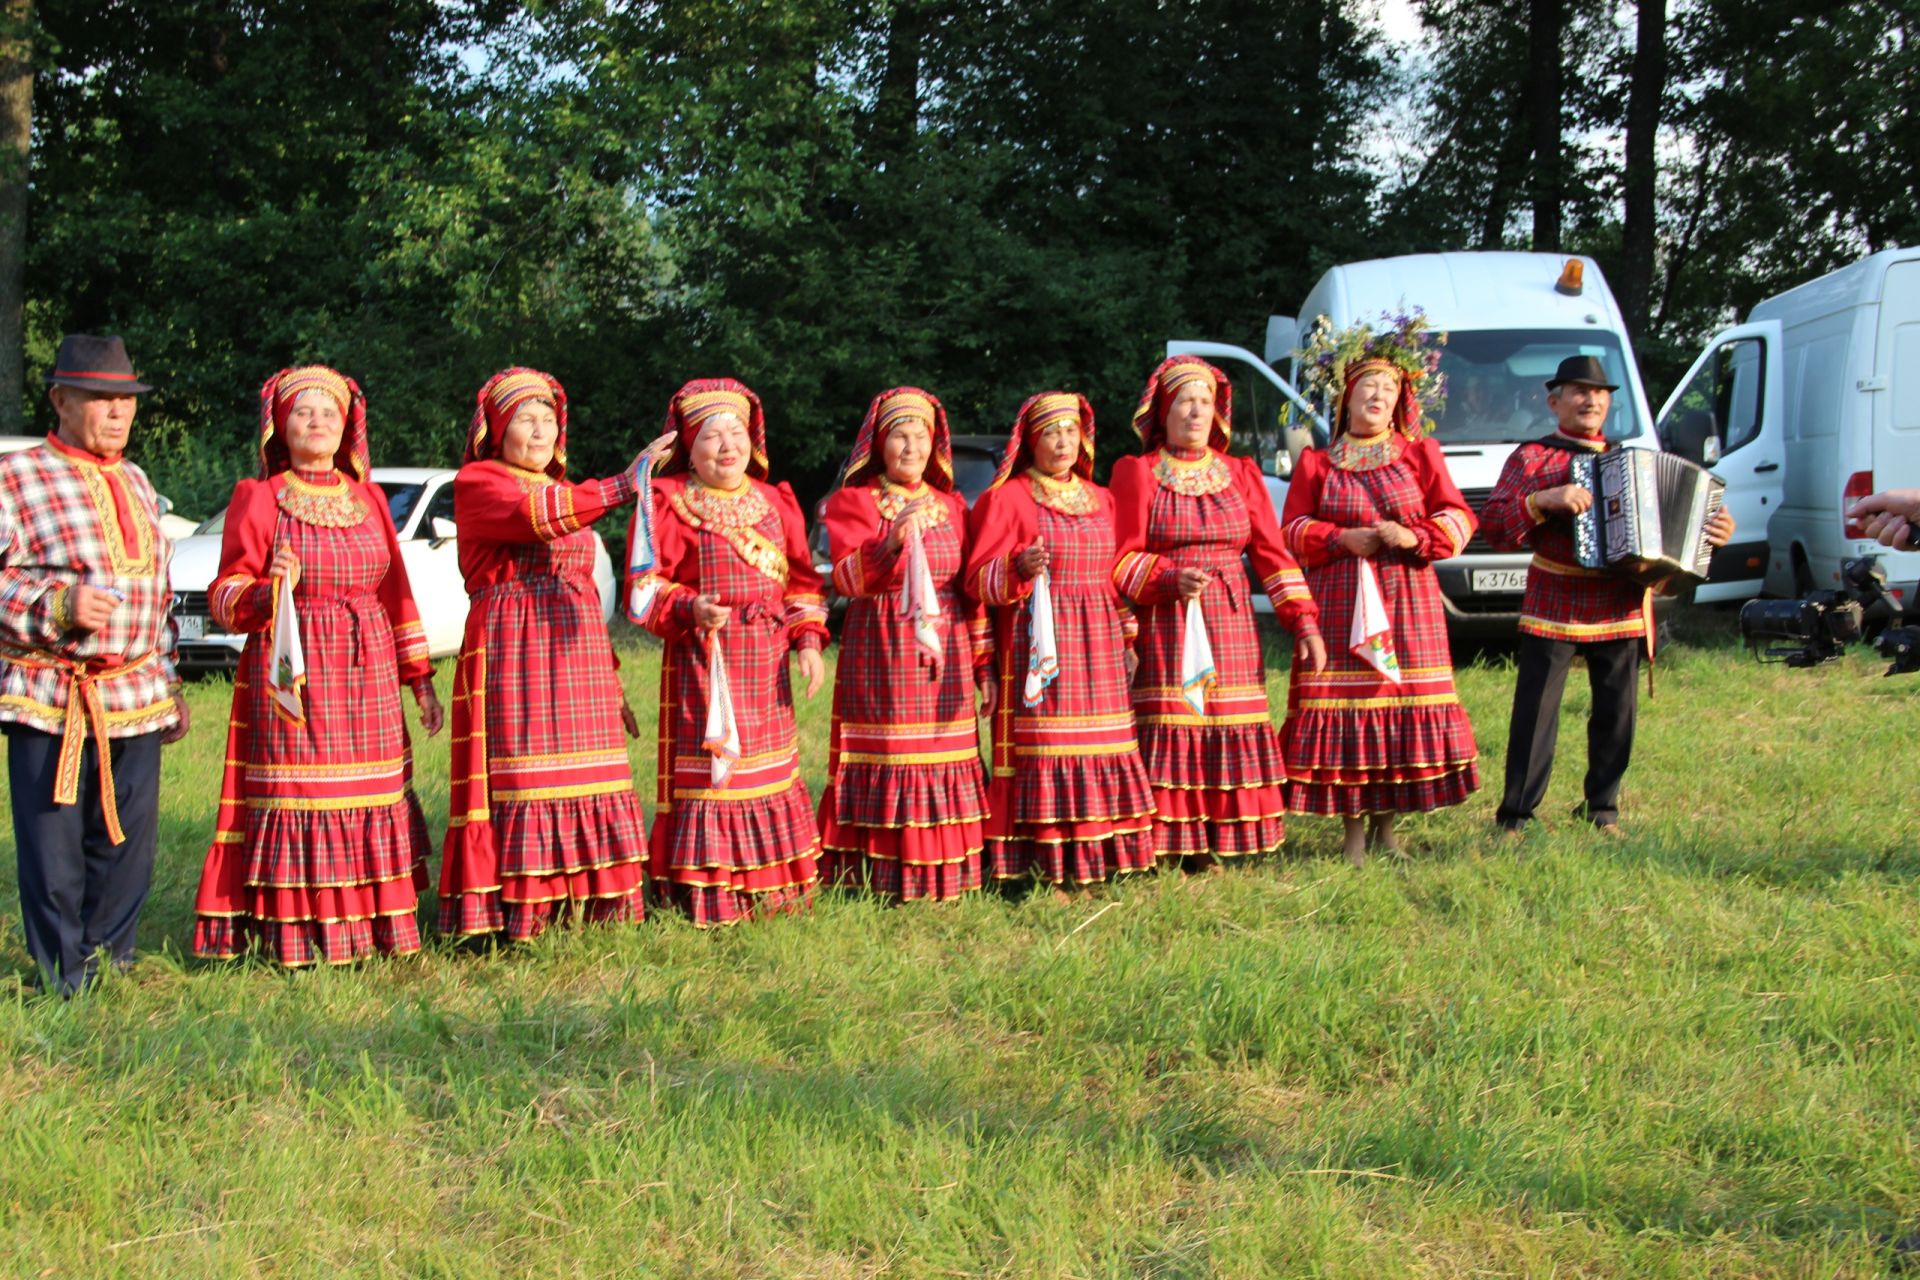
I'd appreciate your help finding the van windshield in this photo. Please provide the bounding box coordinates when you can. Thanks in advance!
[1432,330,1639,445]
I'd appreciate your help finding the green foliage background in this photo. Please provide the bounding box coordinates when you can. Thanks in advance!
[19,0,1919,513]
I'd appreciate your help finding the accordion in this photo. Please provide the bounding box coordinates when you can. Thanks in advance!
[1570,450,1725,587]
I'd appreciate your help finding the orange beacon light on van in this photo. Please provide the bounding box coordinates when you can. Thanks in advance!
[1555,259,1585,296]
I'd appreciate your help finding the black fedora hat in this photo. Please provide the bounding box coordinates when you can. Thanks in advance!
[42,334,153,394]
[1544,355,1618,392]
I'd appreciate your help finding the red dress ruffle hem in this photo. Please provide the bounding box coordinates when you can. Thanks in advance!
[966,477,1157,885]
[437,462,649,941]
[1111,449,1322,863]
[1280,437,1480,816]
[632,475,830,927]
[191,472,433,966]
[817,483,989,901]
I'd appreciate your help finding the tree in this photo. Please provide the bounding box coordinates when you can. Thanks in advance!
[1391,0,1614,253]
[0,0,29,431]
[28,0,483,512]
[1616,0,1666,338]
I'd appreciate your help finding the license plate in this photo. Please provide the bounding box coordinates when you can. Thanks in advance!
[177,614,206,641]
[1470,569,1528,593]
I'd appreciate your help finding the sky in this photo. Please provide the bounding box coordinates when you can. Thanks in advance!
[1377,0,1424,44]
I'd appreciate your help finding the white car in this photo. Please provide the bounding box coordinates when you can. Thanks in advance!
[168,466,619,672]
[0,434,199,539]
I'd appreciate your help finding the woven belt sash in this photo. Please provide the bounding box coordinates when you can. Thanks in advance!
[4,649,158,845]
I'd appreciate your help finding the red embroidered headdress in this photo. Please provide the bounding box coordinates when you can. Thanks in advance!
[984,391,1096,492]
[656,378,770,480]
[256,365,370,480]
[465,367,570,479]
[1130,355,1233,453]
[839,387,954,492]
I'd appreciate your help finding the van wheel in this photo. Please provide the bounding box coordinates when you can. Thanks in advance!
[1791,547,1816,596]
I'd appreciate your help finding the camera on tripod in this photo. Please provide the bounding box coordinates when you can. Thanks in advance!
[1738,556,1920,674]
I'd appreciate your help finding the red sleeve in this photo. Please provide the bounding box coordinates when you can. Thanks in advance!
[1109,455,1181,605]
[454,461,636,546]
[824,485,900,600]
[773,481,829,651]
[1279,449,1347,569]
[208,478,279,634]
[963,482,1039,606]
[364,481,433,687]
[1404,438,1477,563]
[1237,455,1319,639]
[1480,443,1560,553]
[1094,484,1140,647]
[631,479,700,641]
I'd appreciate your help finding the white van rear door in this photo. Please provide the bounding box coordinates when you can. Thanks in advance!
[1873,260,1920,606]
[1655,320,1784,603]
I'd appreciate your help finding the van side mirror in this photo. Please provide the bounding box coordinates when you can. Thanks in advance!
[429,516,457,547]
[1264,316,1298,367]
[1665,407,1718,466]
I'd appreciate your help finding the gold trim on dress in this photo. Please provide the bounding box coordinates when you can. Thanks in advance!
[500,460,556,490]
[874,479,951,525]
[1027,467,1097,515]
[490,780,633,802]
[1328,430,1400,472]
[1152,448,1232,496]
[672,480,789,586]
[278,471,370,528]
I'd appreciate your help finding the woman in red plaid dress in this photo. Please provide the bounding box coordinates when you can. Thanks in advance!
[965,393,1156,887]
[629,380,830,927]
[1279,332,1480,865]
[438,368,670,941]
[817,388,990,901]
[192,366,444,965]
[1112,357,1326,867]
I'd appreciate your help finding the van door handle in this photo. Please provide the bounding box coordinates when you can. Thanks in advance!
[1753,461,1780,472]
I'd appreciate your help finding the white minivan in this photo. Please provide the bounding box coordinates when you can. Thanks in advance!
[1170,250,1675,633]
[1662,246,1920,608]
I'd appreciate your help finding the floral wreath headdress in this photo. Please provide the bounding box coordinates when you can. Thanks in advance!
[1293,308,1448,440]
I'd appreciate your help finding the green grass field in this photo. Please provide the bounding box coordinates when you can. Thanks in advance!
[0,610,1914,1277]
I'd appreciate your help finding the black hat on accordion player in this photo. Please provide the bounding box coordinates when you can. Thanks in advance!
[1544,355,1619,392]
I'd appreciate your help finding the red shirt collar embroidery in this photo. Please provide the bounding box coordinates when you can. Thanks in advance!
[44,431,123,467]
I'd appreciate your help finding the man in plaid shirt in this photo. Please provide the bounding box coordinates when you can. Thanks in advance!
[1481,355,1734,835]
[0,335,189,994]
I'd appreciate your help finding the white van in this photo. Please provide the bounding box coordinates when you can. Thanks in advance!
[1663,246,1920,607]
[1170,251,1672,632]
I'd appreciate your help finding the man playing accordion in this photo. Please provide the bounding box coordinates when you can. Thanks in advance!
[1482,355,1736,835]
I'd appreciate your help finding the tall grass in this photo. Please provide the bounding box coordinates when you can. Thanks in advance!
[0,610,1912,1277]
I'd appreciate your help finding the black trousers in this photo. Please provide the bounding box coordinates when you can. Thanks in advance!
[5,725,161,994]
[1496,634,1639,828]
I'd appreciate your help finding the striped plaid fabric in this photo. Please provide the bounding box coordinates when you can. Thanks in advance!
[1111,450,1313,860]
[966,482,1156,884]
[1278,442,1481,816]
[190,475,436,964]
[817,483,987,902]
[0,437,179,737]
[1480,437,1649,643]
[438,461,648,940]
[643,476,825,927]
[467,568,646,938]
